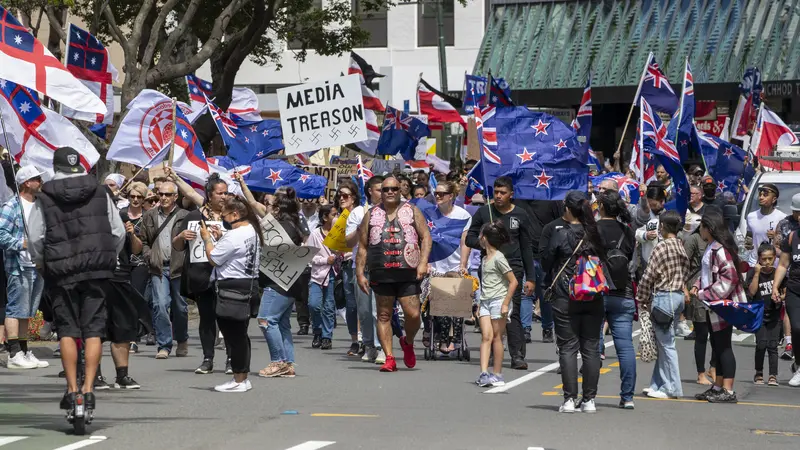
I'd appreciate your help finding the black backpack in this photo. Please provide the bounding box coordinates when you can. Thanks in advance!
[605,224,630,291]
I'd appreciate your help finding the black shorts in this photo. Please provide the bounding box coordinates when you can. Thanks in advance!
[50,280,108,340]
[371,280,421,298]
[106,284,139,343]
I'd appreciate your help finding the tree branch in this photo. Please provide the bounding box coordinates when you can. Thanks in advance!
[128,0,157,57]
[33,8,44,37]
[43,6,66,42]
[146,0,246,85]
[90,0,110,36]
[139,0,182,71]
[103,4,128,50]
[160,0,203,59]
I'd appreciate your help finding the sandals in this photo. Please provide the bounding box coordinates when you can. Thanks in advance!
[422,331,431,349]
[768,375,779,386]
[754,373,764,385]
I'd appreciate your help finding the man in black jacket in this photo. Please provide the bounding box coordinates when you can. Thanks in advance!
[466,176,535,370]
[28,147,125,413]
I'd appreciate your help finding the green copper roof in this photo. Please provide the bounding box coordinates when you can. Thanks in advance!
[475,0,800,89]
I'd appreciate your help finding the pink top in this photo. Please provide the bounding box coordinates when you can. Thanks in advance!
[307,228,350,287]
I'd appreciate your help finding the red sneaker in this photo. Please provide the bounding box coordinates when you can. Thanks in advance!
[379,355,397,372]
[400,336,416,369]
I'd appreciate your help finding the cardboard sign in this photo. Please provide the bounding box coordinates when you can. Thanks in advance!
[278,74,367,155]
[301,165,338,203]
[188,220,224,263]
[148,162,168,183]
[322,209,351,252]
[258,214,318,291]
[428,277,475,319]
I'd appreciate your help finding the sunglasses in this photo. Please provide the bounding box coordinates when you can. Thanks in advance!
[129,194,144,200]
[434,192,450,198]
[339,193,351,199]
[382,186,400,193]
[158,192,176,197]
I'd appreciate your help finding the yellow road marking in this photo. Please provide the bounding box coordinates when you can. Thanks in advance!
[310,413,380,418]
[541,392,560,396]
[594,395,800,409]
[599,368,612,374]
[609,362,620,368]
[554,384,563,389]
[753,430,800,437]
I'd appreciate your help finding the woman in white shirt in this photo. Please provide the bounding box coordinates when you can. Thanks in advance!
[200,196,262,393]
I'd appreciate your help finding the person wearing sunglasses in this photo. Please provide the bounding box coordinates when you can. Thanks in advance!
[334,182,361,356]
[119,182,150,353]
[138,180,190,360]
[356,176,432,372]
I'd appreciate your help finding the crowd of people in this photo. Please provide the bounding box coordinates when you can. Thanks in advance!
[1,148,799,414]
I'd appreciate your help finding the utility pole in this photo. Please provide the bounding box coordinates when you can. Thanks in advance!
[434,0,451,158]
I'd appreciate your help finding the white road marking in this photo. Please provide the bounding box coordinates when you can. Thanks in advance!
[527,447,545,450]
[0,437,27,447]
[732,332,753,342]
[485,330,641,394]
[53,439,105,450]
[285,441,336,450]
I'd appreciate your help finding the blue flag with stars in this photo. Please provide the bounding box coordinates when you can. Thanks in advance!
[376,105,430,160]
[666,60,695,162]
[481,106,587,200]
[410,198,470,263]
[207,96,283,164]
[210,156,326,199]
[693,128,755,201]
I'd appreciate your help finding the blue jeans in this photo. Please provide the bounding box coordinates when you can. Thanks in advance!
[309,272,336,339]
[258,287,295,363]
[603,295,637,402]
[521,260,553,331]
[649,291,685,397]
[5,267,44,319]
[354,271,379,348]
[342,265,358,336]
[150,266,188,353]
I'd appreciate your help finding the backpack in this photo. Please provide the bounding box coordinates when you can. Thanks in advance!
[570,253,610,301]
[605,224,630,291]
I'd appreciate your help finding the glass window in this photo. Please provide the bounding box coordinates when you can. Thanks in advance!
[418,0,454,47]
[353,0,388,48]
[745,182,800,216]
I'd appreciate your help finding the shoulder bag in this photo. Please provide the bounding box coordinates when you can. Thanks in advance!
[542,237,584,303]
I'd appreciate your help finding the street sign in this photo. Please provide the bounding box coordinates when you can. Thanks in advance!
[277,74,367,155]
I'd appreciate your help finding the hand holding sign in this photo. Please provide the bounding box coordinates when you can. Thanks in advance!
[199,219,211,242]
[259,213,318,292]
[189,220,224,263]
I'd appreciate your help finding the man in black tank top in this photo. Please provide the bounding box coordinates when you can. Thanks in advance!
[356,176,432,372]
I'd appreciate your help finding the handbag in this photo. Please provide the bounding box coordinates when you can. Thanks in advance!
[542,238,584,303]
[570,254,610,301]
[637,309,658,363]
[215,278,257,321]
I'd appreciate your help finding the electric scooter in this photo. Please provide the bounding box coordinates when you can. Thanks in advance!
[64,340,94,435]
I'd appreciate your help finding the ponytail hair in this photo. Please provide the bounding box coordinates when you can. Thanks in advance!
[597,190,632,224]
[224,195,264,246]
[564,190,607,261]
[479,219,511,249]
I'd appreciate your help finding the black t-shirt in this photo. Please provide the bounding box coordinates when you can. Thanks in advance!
[597,219,635,298]
[178,209,215,294]
[538,217,568,285]
[465,203,536,279]
[745,268,783,322]
[779,230,800,294]
[520,200,563,259]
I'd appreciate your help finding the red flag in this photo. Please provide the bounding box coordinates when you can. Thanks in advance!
[417,78,466,126]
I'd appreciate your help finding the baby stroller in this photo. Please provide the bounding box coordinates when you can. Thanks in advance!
[420,272,476,361]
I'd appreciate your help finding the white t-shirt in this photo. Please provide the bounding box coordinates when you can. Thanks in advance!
[746,208,787,265]
[19,197,35,267]
[431,205,472,274]
[210,224,260,280]
[346,205,369,268]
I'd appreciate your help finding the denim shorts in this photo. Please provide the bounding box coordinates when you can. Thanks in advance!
[5,267,44,319]
[479,297,511,320]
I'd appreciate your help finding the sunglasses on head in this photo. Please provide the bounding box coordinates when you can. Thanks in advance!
[382,186,400,193]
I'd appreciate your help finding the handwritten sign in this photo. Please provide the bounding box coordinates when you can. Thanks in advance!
[259,214,318,291]
[322,208,351,252]
[301,165,338,203]
[188,221,223,263]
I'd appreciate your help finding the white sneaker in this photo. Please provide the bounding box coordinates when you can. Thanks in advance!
[214,378,249,393]
[581,398,597,413]
[39,321,56,340]
[789,369,800,387]
[374,349,386,365]
[559,398,576,413]
[642,387,653,395]
[674,320,692,337]
[362,347,378,363]
[25,351,49,368]
[7,351,37,369]
[646,390,668,399]
[244,379,253,391]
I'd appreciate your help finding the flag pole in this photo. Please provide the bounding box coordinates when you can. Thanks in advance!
[167,97,177,166]
[638,106,644,185]
[615,52,651,163]
[0,109,30,240]
[59,21,72,116]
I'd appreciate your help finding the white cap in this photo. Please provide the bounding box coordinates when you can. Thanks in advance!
[15,166,46,185]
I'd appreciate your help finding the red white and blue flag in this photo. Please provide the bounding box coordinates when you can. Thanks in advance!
[348,53,383,155]
[417,78,466,126]
[185,74,261,121]
[0,78,100,172]
[634,52,679,116]
[570,75,594,167]
[640,97,689,215]
[0,7,106,114]
[61,23,118,125]
[168,107,210,185]
[475,105,501,164]
[355,154,373,205]
[752,104,800,171]
[186,74,212,110]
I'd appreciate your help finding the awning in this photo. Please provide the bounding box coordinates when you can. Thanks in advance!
[474,0,800,90]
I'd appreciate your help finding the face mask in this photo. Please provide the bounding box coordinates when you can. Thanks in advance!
[652,207,663,216]
[703,187,716,198]
[222,218,245,231]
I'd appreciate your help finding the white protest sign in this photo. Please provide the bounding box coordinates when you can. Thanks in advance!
[188,221,224,263]
[277,74,367,155]
[258,214,318,291]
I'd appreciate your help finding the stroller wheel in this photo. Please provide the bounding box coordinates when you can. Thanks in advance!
[456,349,463,361]
[464,347,471,362]
[424,348,431,360]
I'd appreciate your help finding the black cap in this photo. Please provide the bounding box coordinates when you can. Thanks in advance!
[689,165,704,176]
[53,147,85,174]
[759,183,780,198]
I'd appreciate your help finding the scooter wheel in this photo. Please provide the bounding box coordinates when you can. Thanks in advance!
[73,415,86,435]
[464,347,471,362]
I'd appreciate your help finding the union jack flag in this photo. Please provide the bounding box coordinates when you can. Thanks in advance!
[640,97,680,164]
[357,154,373,181]
[635,53,679,115]
[383,107,413,132]
[475,105,501,164]
[206,94,237,138]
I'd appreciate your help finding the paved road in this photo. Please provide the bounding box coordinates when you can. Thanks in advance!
[2,319,799,450]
